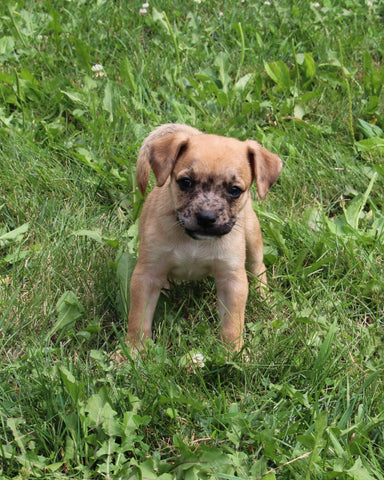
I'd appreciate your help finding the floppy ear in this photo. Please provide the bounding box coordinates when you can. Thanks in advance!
[148,132,190,188]
[136,143,152,196]
[246,140,283,200]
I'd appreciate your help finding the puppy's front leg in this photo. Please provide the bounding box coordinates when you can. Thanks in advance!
[215,271,248,351]
[127,263,164,350]
[245,208,268,292]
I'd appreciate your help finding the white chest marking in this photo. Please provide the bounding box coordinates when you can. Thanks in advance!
[163,237,241,281]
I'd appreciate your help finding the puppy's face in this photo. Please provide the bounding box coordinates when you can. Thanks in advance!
[144,131,282,240]
[169,135,252,239]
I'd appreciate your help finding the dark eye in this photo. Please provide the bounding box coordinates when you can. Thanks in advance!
[228,185,243,198]
[178,177,195,191]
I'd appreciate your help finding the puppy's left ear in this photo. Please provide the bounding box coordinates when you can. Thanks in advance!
[148,132,190,188]
[246,140,283,200]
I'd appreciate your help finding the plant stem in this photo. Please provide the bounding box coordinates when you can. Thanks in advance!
[163,11,182,87]
[235,22,245,83]
[338,39,355,145]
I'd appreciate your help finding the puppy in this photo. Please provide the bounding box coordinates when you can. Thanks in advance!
[127,124,282,351]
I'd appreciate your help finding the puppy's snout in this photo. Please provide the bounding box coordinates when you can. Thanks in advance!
[196,210,217,228]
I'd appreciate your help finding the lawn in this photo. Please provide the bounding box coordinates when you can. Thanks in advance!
[1,0,384,478]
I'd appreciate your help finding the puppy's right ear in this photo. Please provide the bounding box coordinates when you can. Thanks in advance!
[148,132,189,188]
[136,132,189,196]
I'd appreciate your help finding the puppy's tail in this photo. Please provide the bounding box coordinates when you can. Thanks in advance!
[136,123,200,196]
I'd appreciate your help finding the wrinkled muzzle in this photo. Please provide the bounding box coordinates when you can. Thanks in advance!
[176,204,236,240]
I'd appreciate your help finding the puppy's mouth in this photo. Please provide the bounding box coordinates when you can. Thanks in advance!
[177,209,236,240]
[183,222,235,240]
[185,228,230,240]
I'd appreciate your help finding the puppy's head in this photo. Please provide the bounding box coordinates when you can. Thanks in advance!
[140,131,282,240]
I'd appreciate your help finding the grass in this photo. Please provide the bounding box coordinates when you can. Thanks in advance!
[1,0,384,478]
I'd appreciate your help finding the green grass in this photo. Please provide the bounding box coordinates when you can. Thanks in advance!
[1,0,384,478]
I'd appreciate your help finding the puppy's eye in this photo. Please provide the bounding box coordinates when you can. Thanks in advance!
[178,177,195,191]
[228,185,243,198]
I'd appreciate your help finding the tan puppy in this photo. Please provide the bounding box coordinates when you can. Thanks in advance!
[127,124,282,351]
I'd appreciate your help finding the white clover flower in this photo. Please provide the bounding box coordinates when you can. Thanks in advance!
[366,0,373,6]
[91,64,103,72]
[311,2,320,6]
[139,8,147,14]
[191,353,205,369]
[264,1,271,5]
[181,352,205,373]
[142,2,149,7]
[91,64,105,78]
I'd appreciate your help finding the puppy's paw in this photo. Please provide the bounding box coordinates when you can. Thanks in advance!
[109,349,127,365]
[109,344,145,364]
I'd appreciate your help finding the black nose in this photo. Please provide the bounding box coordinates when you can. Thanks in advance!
[196,210,217,228]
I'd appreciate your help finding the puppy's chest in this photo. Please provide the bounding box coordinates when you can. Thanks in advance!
[165,241,225,281]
